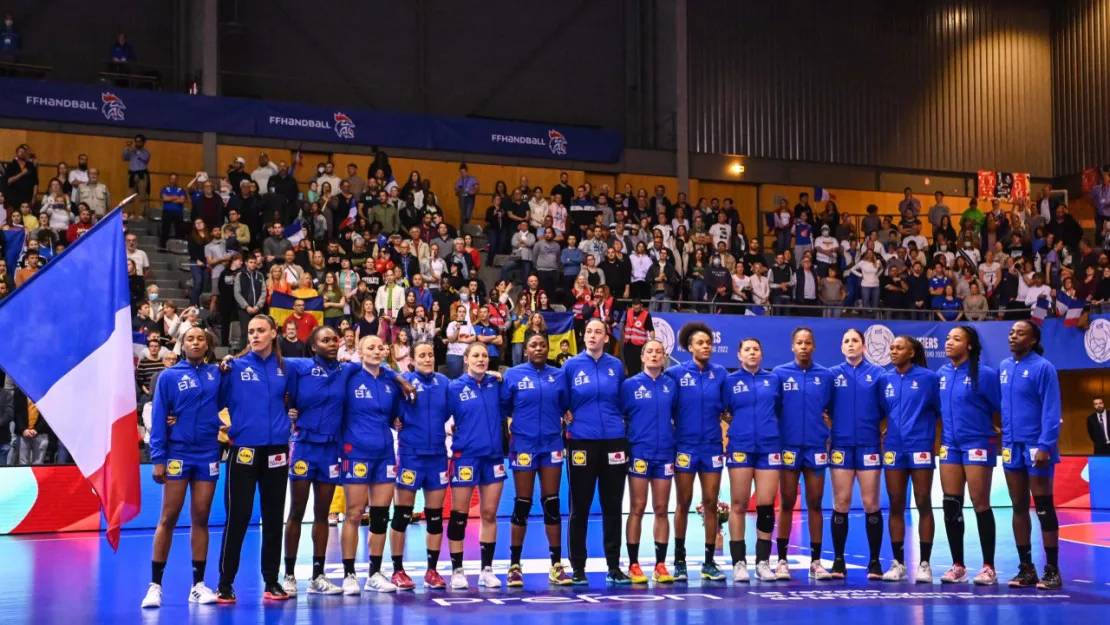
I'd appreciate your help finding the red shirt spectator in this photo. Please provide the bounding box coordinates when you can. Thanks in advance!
[289,299,318,342]
[67,208,95,243]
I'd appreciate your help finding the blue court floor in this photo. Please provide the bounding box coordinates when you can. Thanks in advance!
[3,509,1110,625]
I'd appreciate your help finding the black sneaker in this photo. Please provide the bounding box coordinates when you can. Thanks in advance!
[571,568,589,585]
[1008,562,1039,588]
[263,582,290,601]
[866,560,883,581]
[1036,565,1062,590]
[216,584,237,604]
[606,568,631,584]
[830,558,847,579]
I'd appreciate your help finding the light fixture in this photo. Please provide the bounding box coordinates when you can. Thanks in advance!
[730,163,744,175]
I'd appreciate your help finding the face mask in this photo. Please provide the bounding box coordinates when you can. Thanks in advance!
[964,242,972,248]
[460,294,469,302]
[317,166,326,174]
[149,293,158,301]
[939,245,947,251]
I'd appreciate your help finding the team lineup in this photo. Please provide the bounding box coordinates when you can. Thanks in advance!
[140,313,1064,609]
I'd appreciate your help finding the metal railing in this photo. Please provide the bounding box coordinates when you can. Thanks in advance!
[611,296,1033,321]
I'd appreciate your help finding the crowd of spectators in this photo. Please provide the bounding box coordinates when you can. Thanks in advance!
[2,136,1110,465]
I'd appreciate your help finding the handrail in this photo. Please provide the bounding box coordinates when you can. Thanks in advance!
[610,296,1033,320]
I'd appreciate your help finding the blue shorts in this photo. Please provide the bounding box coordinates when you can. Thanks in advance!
[289,440,342,484]
[451,455,507,486]
[674,444,725,474]
[883,449,935,470]
[343,456,397,485]
[629,456,675,480]
[939,441,996,466]
[396,454,450,491]
[164,447,221,482]
[780,446,829,471]
[509,448,565,471]
[724,449,783,470]
[1001,442,1059,477]
[829,446,883,471]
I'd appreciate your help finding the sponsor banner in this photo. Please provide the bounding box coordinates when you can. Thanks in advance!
[653,313,1110,371]
[0,77,622,163]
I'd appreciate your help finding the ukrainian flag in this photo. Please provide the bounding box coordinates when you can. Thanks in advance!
[270,291,324,328]
[541,312,577,361]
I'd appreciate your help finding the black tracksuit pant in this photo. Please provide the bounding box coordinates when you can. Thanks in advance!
[219,444,289,586]
[566,437,628,570]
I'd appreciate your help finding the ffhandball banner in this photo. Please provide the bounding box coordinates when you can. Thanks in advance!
[652,313,1110,371]
[0,77,623,163]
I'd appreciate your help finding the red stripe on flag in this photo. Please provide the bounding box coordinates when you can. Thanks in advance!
[85,412,142,550]
[10,465,101,534]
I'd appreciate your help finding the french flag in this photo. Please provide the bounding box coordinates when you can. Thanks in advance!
[814,186,836,202]
[1055,291,1084,327]
[1031,297,1050,326]
[284,219,307,247]
[339,195,358,230]
[0,210,141,549]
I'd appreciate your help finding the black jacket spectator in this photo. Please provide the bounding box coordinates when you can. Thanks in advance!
[278,337,305,357]
[13,387,51,438]
[4,157,38,208]
[600,257,631,298]
[1047,213,1084,250]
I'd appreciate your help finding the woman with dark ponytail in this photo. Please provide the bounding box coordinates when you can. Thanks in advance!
[936,326,1002,585]
[216,315,292,603]
[878,335,940,583]
[999,319,1063,590]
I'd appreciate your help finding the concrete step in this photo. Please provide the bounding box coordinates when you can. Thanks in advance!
[151,269,178,282]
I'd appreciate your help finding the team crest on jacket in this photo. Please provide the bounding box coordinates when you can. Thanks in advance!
[782,377,799,391]
[177,374,197,391]
[634,385,651,399]
[574,371,590,386]
[732,381,748,393]
[834,374,847,388]
[459,387,477,401]
[240,367,260,382]
[939,376,947,390]
[681,373,696,387]
[517,376,535,390]
[355,384,373,399]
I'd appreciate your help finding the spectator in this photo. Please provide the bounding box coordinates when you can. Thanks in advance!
[813,225,839,276]
[122,134,150,212]
[850,249,882,310]
[528,186,550,230]
[501,221,535,283]
[898,187,922,217]
[288,298,318,342]
[454,163,479,228]
[444,304,475,378]
[472,307,503,370]
[73,168,109,217]
[13,249,37,287]
[188,176,223,231]
[277,319,305,357]
[135,338,166,403]
[157,173,187,248]
[934,283,963,321]
[532,228,562,296]
[552,171,574,208]
[1,14,19,54]
[771,198,793,253]
[5,144,38,209]
[646,248,678,312]
[820,268,846,318]
[1090,171,1110,245]
[1047,205,1083,252]
[963,281,989,321]
[793,256,820,311]
[233,255,264,349]
[729,262,751,309]
[793,191,813,224]
[13,385,50,465]
[110,32,135,64]
[125,231,150,278]
[186,218,210,307]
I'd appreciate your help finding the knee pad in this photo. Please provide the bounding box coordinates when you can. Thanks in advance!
[942,494,964,524]
[369,506,390,535]
[541,494,561,526]
[447,510,469,542]
[511,497,533,527]
[425,508,444,535]
[1033,495,1058,531]
[390,505,414,533]
[756,505,775,534]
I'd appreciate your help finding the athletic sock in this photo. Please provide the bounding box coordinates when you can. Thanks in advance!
[451,552,464,570]
[729,540,746,565]
[776,538,789,561]
[510,545,523,567]
[549,545,561,565]
[427,550,440,571]
[627,542,640,565]
[655,542,668,565]
[392,555,405,572]
[369,555,383,575]
[975,510,996,567]
[920,541,933,563]
[756,538,772,562]
[311,557,325,579]
[152,561,166,585]
[831,511,848,560]
[284,557,296,577]
[480,542,495,569]
[1045,546,1058,568]
[892,541,905,563]
[343,558,356,576]
[674,538,686,564]
[705,543,716,565]
[946,507,966,565]
[192,560,206,585]
[865,511,883,561]
[810,542,821,561]
[1017,544,1033,565]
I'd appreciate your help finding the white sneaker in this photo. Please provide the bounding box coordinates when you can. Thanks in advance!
[755,561,776,582]
[341,573,361,595]
[972,565,997,586]
[940,563,967,584]
[451,568,469,590]
[775,559,792,580]
[307,574,343,595]
[882,561,908,581]
[189,582,218,604]
[733,561,750,583]
[479,566,502,588]
[915,562,932,584]
[281,574,298,597]
[809,560,833,580]
[364,571,398,593]
[141,582,162,608]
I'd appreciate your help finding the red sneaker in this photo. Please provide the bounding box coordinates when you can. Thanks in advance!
[391,570,416,591]
[424,568,447,589]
